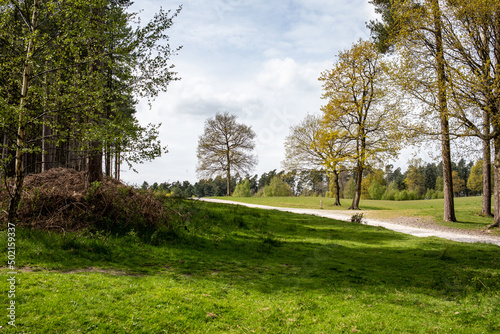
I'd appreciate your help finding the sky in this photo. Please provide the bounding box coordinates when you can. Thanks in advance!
[120,0,390,186]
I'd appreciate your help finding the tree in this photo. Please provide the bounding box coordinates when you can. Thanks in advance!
[282,114,349,205]
[5,0,40,224]
[319,39,404,210]
[452,170,465,197]
[233,179,252,197]
[433,0,500,219]
[404,158,426,197]
[0,0,180,223]
[468,160,491,196]
[196,112,257,196]
[263,176,293,197]
[370,0,458,221]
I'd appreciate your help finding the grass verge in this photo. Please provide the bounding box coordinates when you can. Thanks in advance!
[221,196,499,234]
[1,200,500,333]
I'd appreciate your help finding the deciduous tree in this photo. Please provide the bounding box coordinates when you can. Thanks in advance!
[196,112,257,196]
[369,0,457,221]
[319,39,403,210]
[282,114,349,205]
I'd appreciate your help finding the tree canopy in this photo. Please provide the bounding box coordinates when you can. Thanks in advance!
[196,112,257,196]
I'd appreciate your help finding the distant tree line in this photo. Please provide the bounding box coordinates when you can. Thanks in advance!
[143,157,482,200]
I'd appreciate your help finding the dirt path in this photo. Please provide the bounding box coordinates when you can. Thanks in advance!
[199,198,500,247]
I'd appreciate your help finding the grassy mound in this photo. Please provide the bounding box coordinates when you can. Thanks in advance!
[0,168,180,240]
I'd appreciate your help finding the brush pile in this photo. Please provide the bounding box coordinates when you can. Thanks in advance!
[0,168,176,235]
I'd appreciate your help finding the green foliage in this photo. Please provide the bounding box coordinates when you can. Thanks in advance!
[467,160,483,194]
[233,179,252,197]
[368,180,387,200]
[435,176,444,192]
[425,188,444,200]
[262,176,293,197]
[344,178,356,199]
[85,181,102,201]
[350,212,364,223]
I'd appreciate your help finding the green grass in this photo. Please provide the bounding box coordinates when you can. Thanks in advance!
[221,196,498,233]
[1,200,500,333]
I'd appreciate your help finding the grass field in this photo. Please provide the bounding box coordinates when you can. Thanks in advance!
[218,196,499,234]
[1,200,500,333]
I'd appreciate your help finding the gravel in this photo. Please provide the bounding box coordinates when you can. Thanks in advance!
[199,198,500,247]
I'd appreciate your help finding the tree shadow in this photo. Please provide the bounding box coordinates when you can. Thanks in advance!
[15,202,500,301]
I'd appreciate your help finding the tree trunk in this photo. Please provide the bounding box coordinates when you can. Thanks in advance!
[85,141,103,188]
[491,136,500,228]
[331,170,341,206]
[349,164,362,210]
[226,166,231,196]
[114,149,121,181]
[433,0,456,222]
[105,144,112,177]
[482,110,492,216]
[84,5,105,188]
[8,0,39,224]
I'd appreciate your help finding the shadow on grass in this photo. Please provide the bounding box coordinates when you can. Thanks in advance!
[9,201,500,300]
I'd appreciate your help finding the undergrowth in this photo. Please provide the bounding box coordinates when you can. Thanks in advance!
[0,168,190,242]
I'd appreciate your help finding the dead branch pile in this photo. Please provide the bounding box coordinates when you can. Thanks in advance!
[0,168,175,233]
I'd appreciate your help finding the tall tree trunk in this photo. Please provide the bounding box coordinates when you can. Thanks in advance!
[105,145,112,177]
[432,0,456,222]
[487,11,500,228]
[41,119,53,172]
[114,149,121,181]
[491,136,500,228]
[84,4,104,188]
[482,110,492,216]
[8,0,39,224]
[226,166,231,196]
[85,141,103,188]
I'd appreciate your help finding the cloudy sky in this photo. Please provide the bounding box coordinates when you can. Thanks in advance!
[122,0,381,186]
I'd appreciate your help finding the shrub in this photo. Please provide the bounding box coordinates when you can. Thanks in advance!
[382,189,397,200]
[395,190,409,201]
[233,179,252,197]
[351,213,364,224]
[263,176,293,197]
[344,178,355,199]
[368,181,386,200]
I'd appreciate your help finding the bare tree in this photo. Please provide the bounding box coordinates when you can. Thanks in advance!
[197,112,257,196]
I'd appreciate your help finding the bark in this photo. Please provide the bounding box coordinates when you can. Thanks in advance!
[482,111,492,216]
[114,149,121,181]
[41,120,55,172]
[433,0,456,222]
[349,163,363,210]
[331,170,341,206]
[85,141,103,188]
[84,5,104,188]
[226,151,231,196]
[8,0,39,224]
[491,136,500,228]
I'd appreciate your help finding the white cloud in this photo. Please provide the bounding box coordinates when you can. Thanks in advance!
[122,0,387,185]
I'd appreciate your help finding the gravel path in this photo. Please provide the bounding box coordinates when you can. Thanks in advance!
[199,198,500,247]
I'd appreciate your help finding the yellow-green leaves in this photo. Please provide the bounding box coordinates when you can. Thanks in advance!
[318,40,405,209]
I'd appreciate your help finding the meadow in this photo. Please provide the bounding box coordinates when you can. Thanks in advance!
[220,196,498,234]
[1,199,499,333]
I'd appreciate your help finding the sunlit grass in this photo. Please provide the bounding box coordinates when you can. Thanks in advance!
[1,201,499,333]
[221,196,498,233]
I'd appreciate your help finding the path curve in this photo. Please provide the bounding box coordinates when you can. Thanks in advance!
[198,198,500,247]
